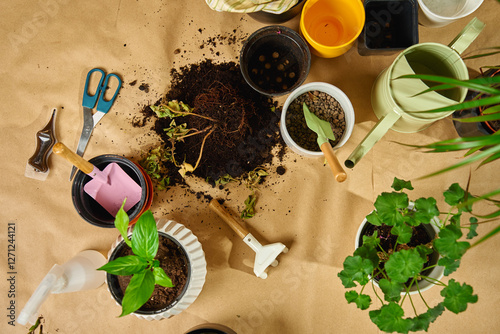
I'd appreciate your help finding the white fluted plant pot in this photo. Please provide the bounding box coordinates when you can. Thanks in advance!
[105,218,207,320]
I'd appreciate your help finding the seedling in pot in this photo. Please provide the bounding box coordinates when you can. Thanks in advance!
[303,103,347,182]
[98,200,174,317]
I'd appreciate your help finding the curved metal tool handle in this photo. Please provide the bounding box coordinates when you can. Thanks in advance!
[95,73,122,114]
[209,199,249,239]
[82,68,105,109]
[53,142,94,174]
[320,142,347,182]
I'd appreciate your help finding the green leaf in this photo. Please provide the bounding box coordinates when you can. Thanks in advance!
[241,193,257,219]
[385,249,425,284]
[153,267,174,288]
[98,255,148,275]
[345,290,372,310]
[434,225,470,260]
[302,103,335,147]
[391,178,413,191]
[339,255,374,287]
[414,197,439,224]
[379,278,402,302]
[361,230,380,248]
[374,192,409,226]
[415,244,433,261]
[131,210,159,261]
[438,257,461,276]
[472,224,500,248]
[409,303,445,332]
[115,200,131,248]
[391,223,413,244]
[366,211,383,226]
[369,302,412,334]
[338,269,357,288]
[120,270,155,317]
[444,183,465,206]
[467,217,479,239]
[441,279,478,314]
[354,244,380,268]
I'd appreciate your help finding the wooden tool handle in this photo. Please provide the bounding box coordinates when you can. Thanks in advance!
[52,142,94,174]
[209,199,248,239]
[321,142,347,183]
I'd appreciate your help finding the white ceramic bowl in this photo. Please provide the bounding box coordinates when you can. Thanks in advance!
[280,82,355,157]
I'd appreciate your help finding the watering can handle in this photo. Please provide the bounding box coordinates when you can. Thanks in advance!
[345,111,401,168]
[448,17,485,55]
[209,199,249,239]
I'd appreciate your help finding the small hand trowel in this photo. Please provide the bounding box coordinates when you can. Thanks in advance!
[303,103,347,182]
[209,199,288,279]
[52,143,142,216]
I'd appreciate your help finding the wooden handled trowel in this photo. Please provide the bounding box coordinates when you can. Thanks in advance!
[303,103,347,182]
[209,199,288,279]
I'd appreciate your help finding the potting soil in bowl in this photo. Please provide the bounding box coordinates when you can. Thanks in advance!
[285,91,346,151]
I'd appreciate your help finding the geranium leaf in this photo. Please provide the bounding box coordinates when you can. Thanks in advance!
[131,210,159,261]
[467,217,479,239]
[379,278,402,302]
[120,270,155,317]
[415,244,433,261]
[391,178,414,191]
[339,255,373,286]
[366,211,383,226]
[338,270,357,288]
[345,290,372,310]
[354,244,380,268]
[153,267,174,287]
[434,225,470,260]
[374,192,409,226]
[361,230,380,248]
[385,249,425,284]
[391,223,413,244]
[441,279,478,314]
[369,302,412,333]
[444,183,465,206]
[438,257,461,276]
[414,197,440,224]
[98,255,148,275]
[409,303,445,332]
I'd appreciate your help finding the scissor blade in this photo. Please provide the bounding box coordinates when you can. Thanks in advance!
[69,107,94,181]
[92,111,106,127]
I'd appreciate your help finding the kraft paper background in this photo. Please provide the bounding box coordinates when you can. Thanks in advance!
[1,0,500,333]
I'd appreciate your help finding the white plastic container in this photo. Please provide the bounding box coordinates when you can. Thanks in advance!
[280,82,355,157]
[417,0,483,27]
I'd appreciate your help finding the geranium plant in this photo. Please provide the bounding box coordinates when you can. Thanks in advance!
[338,177,500,333]
[98,202,174,317]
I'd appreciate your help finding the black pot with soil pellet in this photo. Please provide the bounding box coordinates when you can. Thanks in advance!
[107,232,190,315]
[240,25,310,96]
[286,90,346,152]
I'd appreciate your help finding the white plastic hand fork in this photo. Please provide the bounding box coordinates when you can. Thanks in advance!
[209,199,289,279]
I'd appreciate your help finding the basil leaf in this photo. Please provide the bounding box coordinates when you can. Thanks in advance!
[120,270,155,317]
[131,210,159,260]
[97,255,148,275]
[153,267,174,287]
[115,200,131,248]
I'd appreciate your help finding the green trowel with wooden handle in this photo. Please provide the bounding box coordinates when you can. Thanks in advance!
[303,103,347,182]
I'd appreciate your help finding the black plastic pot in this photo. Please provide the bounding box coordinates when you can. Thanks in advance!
[240,25,311,97]
[72,154,148,228]
[247,0,305,24]
[107,232,191,316]
[358,0,419,56]
[184,323,236,334]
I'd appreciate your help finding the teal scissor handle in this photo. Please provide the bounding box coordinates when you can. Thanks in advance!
[82,68,105,109]
[95,73,122,114]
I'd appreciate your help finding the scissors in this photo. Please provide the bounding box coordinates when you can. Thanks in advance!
[69,68,122,181]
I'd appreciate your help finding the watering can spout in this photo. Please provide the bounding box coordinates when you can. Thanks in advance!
[345,111,401,168]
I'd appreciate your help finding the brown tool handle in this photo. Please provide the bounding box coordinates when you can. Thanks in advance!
[209,199,248,239]
[52,142,94,174]
[320,142,347,183]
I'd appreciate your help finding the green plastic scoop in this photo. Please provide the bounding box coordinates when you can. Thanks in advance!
[303,103,347,182]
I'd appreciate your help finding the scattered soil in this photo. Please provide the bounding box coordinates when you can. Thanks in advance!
[359,223,435,285]
[112,235,189,312]
[285,91,345,151]
[139,59,282,186]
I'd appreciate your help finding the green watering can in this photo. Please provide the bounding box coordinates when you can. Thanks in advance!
[345,17,485,168]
